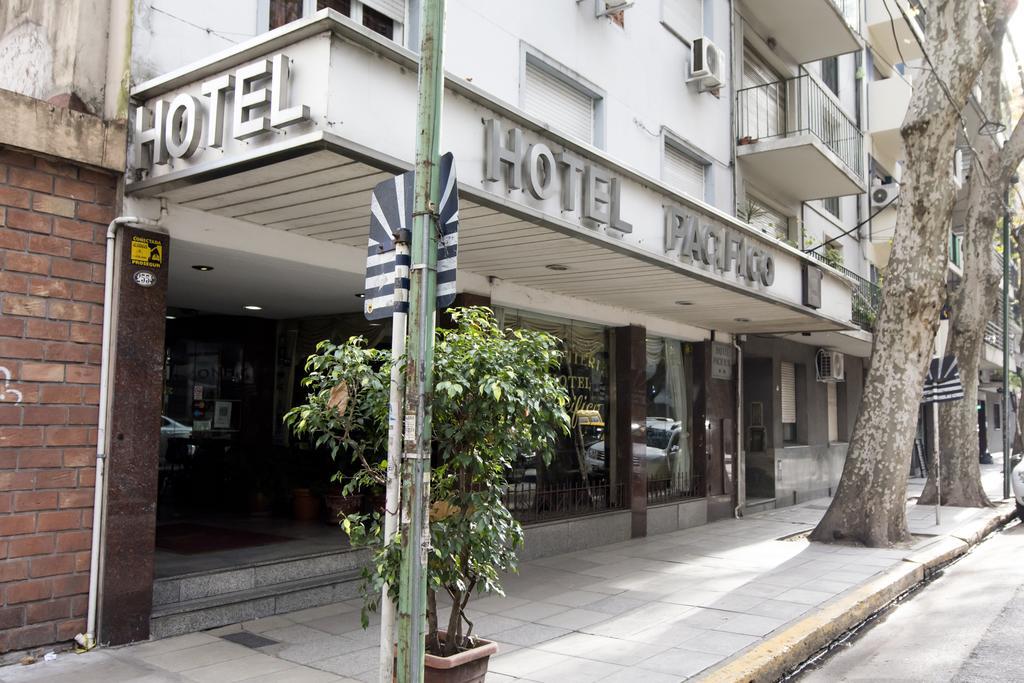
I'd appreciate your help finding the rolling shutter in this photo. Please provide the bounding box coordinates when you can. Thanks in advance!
[749,199,789,241]
[362,0,405,22]
[524,61,595,144]
[662,0,703,42]
[781,361,796,424]
[664,144,706,200]
[827,382,838,442]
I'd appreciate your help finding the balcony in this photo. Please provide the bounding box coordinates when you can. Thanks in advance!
[737,73,866,203]
[866,0,926,68]
[742,0,861,64]
[868,74,912,164]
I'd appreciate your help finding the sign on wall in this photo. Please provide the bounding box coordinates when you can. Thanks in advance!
[711,342,735,380]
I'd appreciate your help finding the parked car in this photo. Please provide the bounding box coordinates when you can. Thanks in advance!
[1011,456,1024,521]
[584,417,687,479]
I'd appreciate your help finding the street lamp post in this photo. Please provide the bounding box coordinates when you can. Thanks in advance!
[1003,187,1012,500]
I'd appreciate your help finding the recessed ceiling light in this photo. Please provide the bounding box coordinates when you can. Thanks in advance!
[191,265,214,272]
[675,300,692,306]
[244,305,263,311]
[355,293,366,298]
[734,317,751,323]
[165,315,176,320]
[545,264,569,271]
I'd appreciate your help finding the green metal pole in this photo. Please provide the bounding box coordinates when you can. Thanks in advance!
[397,0,445,680]
[1004,190,1011,500]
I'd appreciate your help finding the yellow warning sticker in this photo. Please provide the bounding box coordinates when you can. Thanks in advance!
[130,236,163,268]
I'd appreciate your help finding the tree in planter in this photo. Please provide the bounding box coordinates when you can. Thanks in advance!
[287,307,569,657]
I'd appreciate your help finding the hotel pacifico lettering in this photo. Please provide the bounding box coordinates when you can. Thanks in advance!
[134,54,311,168]
[663,205,776,287]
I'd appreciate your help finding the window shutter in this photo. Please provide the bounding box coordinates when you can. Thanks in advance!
[524,62,594,144]
[781,362,796,424]
[662,0,703,42]
[664,144,706,200]
[827,382,838,442]
[749,199,789,241]
[362,0,405,23]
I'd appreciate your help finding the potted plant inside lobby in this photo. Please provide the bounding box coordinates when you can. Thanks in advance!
[285,307,569,681]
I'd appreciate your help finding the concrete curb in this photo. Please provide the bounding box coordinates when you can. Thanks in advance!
[696,505,1017,683]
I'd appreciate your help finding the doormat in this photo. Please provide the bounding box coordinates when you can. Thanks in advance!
[155,523,294,555]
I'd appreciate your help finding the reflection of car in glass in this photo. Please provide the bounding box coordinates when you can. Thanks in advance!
[159,416,192,462]
[584,417,685,478]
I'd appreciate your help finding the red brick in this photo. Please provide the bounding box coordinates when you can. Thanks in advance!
[0,606,25,631]
[39,385,82,403]
[63,448,94,467]
[38,510,81,532]
[56,531,90,553]
[0,426,43,446]
[79,467,95,487]
[0,405,21,423]
[70,594,87,618]
[9,167,54,193]
[31,194,76,218]
[35,158,79,178]
[0,149,36,168]
[66,365,99,384]
[0,185,31,208]
[68,323,102,344]
[20,362,65,382]
[82,386,99,404]
[0,338,44,359]
[59,489,93,508]
[15,490,59,512]
[0,271,29,293]
[7,208,53,234]
[26,597,71,623]
[29,277,72,298]
[29,233,71,257]
[45,426,91,447]
[55,177,96,202]
[45,341,90,363]
[52,574,88,597]
[37,468,78,488]
[4,251,50,274]
[47,300,93,322]
[95,184,116,204]
[8,537,55,560]
[29,554,75,578]
[26,319,69,340]
[76,202,114,224]
[53,217,98,242]
[0,451,16,468]
[0,317,25,336]
[70,241,104,264]
[56,617,86,641]
[0,227,28,250]
[0,559,29,582]
[2,294,46,317]
[0,515,36,536]
[6,622,55,651]
[80,168,114,184]
[17,446,63,465]
[0,492,11,512]
[66,407,98,425]
[51,257,92,281]
[71,281,103,303]
[74,551,90,571]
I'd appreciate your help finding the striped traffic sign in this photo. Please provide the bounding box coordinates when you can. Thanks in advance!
[922,355,964,404]
[364,153,458,320]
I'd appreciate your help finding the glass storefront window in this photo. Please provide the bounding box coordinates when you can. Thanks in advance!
[645,337,698,503]
[498,308,620,522]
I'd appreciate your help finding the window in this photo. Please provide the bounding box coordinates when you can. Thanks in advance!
[823,196,840,218]
[827,382,839,442]
[661,0,703,43]
[781,361,797,443]
[362,4,394,39]
[270,0,304,29]
[822,56,839,96]
[664,142,707,201]
[741,45,786,140]
[746,196,790,242]
[523,59,597,144]
[646,338,697,502]
[268,0,402,42]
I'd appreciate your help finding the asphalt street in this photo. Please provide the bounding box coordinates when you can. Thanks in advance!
[798,519,1024,683]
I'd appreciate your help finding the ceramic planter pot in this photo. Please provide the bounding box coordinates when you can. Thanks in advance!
[291,488,320,521]
[423,632,498,683]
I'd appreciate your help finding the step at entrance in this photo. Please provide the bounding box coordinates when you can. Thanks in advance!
[151,547,370,638]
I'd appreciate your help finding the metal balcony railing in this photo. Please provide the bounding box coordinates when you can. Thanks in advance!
[737,72,864,178]
[806,250,882,330]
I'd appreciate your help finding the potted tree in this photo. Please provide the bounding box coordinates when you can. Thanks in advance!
[286,307,568,681]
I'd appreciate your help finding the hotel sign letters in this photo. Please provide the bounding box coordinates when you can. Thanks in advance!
[134,54,311,168]
[664,205,775,287]
[484,119,632,233]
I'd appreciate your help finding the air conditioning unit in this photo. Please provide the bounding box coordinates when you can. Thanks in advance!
[816,349,845,383]
[594,0,635,16]
[689,37,725,91]
[871,182,899,208]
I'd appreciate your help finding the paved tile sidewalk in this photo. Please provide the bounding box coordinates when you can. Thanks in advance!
[1,459,1011,683]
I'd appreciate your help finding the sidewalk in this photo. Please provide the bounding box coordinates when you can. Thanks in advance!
[1,459,1014,683]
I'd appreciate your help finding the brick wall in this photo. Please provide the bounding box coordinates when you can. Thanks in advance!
[0,146,117,654]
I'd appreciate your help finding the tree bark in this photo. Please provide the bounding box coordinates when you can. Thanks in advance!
[811,0,1014,546]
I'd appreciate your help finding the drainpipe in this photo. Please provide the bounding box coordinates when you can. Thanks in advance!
[79,215,162,650]
[734,335,745,518]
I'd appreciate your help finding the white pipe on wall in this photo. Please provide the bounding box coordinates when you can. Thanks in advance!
[79,216,161,650]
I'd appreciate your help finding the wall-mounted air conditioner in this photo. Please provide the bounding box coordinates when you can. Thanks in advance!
[871,182,899,208]
[688,37,725,92]
[816,349,845,383]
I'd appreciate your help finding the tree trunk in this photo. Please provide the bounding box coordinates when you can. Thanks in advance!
[810,0,1013,546]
